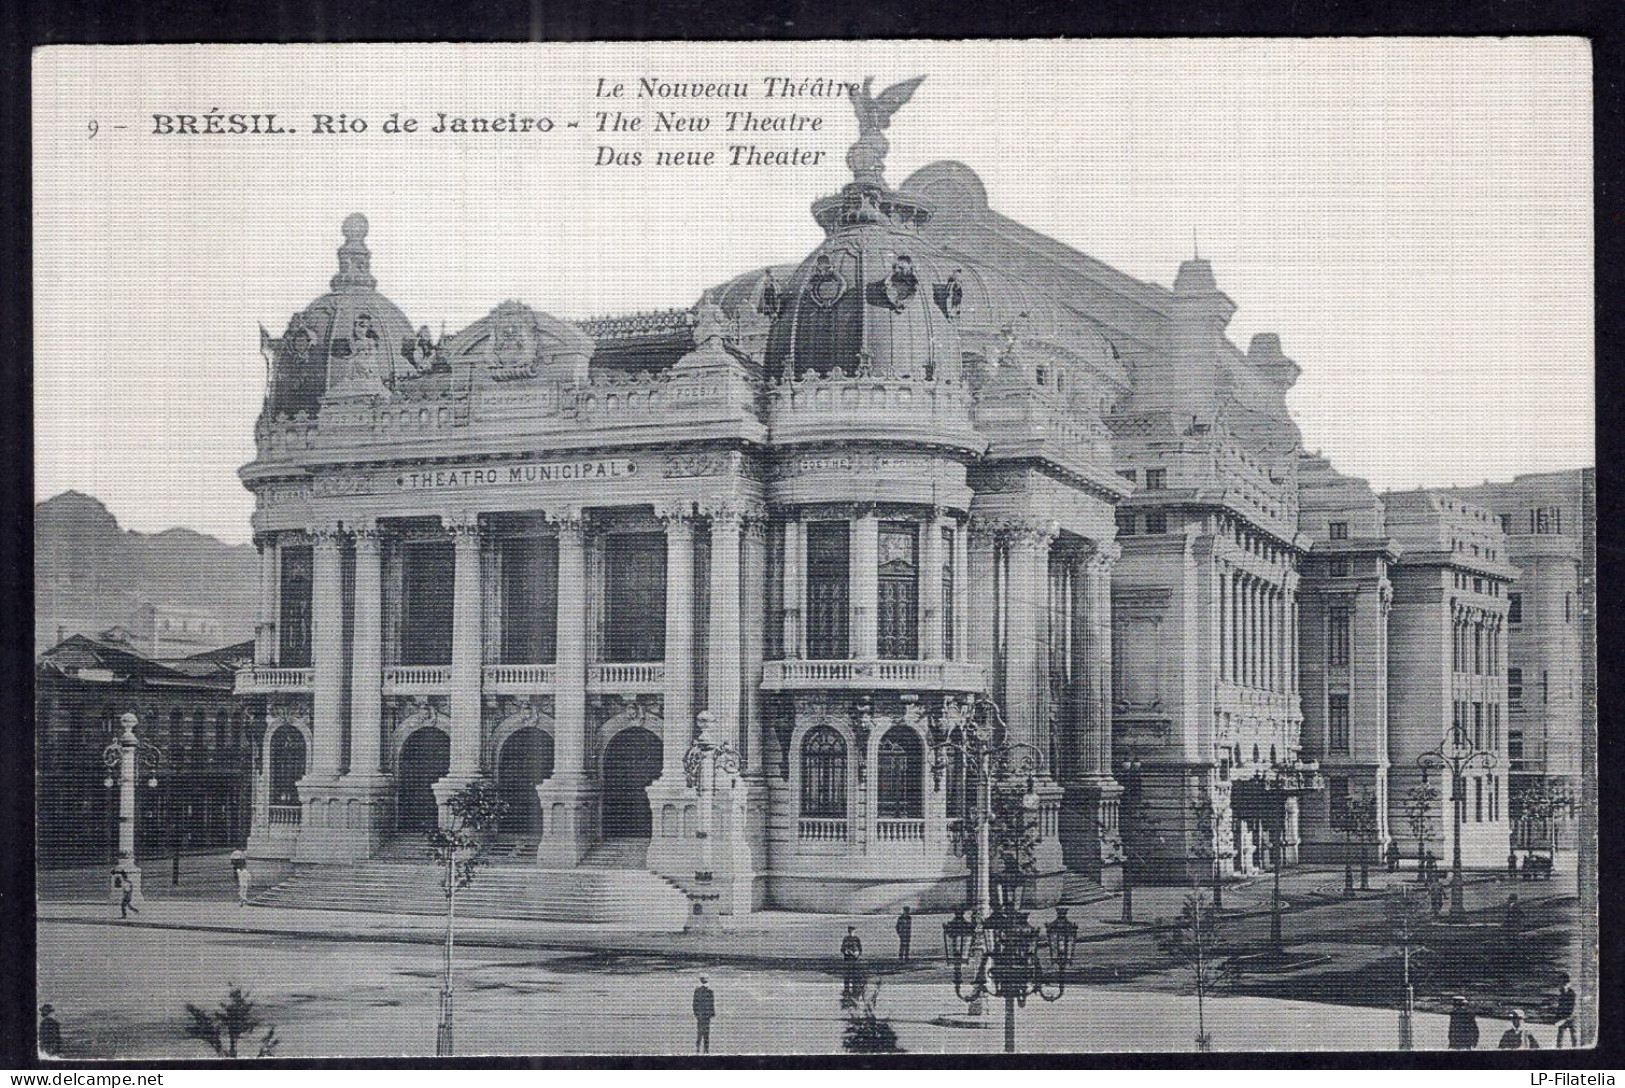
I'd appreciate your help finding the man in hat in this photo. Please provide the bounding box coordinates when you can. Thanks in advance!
[1553,973,1578,1048]
[38,1005,61,1057]
[840,925,864,1000]
[1499,1009,1542,1049]
[231,849,251,907]
[691,976,715,1054]
[1447,996,1480,1050]
[895,906,913,963]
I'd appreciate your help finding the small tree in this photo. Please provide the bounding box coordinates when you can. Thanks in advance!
[841,980,904,1054]
[1330,792,1379,893]
[1513,780,1575,852]
[1189,792,1225,910]
[429,776,507,1057]
[1158,890,1226,1052]
[1385,883,1432,1051]
[1399,784,1439,876]
[183,986,279,1058]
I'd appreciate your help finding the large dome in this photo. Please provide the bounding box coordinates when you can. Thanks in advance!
[763,185,963,383]
[265,214,416,415]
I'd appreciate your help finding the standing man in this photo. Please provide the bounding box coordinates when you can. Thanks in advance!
[1508,849,1520,881]
[38,1005,62,1058]
[1553,973,1578,1048]
[1429,879,1446,918]
[231,849,251,907]
[1505,893,1524,935]
[1447,996,1480,1050]
[115,872,138,920]
[691,976,715,1054]
[1387,840,1401,873]
[840,925,864,999]
[1498,1009,1542,1049]
[895,906,913,963]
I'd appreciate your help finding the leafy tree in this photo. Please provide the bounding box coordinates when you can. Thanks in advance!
[1513,780,1575,851]
[1330,792,1380,892]
[841,981,904,1054]
[1399,784,1439,873]
[1385,883,1432,1050]
[1157,891,1228,1052]
[429,776,507,1056]
[1188,791,1225,910]
[183,986,279,1058]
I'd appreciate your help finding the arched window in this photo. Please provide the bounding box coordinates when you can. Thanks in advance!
[800,726,847,819]
[877,727,924,818]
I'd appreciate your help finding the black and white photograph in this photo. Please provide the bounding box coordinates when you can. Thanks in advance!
[27,39,1595,1060]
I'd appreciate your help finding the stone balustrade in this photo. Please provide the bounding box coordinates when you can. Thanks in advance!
[234,666,314,694]
[761,658,987,692]
[767,374,979,449]
[797,817,849,842]
[382,664,453,694]
[483,663,558,693]
[587,661,666,692]
[875,818,927,842]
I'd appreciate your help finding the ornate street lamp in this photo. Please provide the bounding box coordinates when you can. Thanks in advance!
[1417,721,1495,917]
[943,885,1076,1053]
[101,712,165,906]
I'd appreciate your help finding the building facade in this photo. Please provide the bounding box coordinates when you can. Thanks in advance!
[232,96,1572,915]
[36,636,261,867]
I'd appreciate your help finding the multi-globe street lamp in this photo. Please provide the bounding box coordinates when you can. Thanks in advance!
[101,711,165,906]
[1417,721,1496,916]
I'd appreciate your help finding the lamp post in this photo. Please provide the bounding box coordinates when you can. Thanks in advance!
[1417,722,1495,917]
[942,861,1077,1053]
[101,712,165,906]
[1118,759,1144,924]
[917,694,1047,963]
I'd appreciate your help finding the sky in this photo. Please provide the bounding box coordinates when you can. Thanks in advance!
[33,40,1593,544]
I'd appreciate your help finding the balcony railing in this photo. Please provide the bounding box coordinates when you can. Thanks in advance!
[483,663,557,692]
[268,804,302,827]
[383,665,453,694]
[875,818,926,842]
[234,666,313,694]
[588,662,665,692]
[798,818,849,842]
[762,659,987,692]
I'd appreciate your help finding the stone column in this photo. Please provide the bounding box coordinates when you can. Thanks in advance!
[1059,542,1123,885]
[782,515,803,659]
[346,522,385,778]
[658,510,696,779]
[307,525,345,780]
[850,511,880,659]
[444,513,484,783]
[537,510,595,865]
[921,511,947,660]
[255,534,278,666]
[953,519,970,660]
[1001,520,1056,754]
[708,505,743,747]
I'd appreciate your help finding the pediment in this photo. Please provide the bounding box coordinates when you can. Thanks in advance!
[443,301,595,386]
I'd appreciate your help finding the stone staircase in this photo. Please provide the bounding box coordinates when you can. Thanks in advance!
[252,839,691,927]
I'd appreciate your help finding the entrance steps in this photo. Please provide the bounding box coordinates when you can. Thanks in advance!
[252,857,692,927]
[579,838,650,869]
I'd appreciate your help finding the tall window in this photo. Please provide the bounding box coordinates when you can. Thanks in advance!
[1531,507,1563,535]
[1542,670,1550,704]
[941,527,956,659]
[400,539,455,665]
[1565,592,1574,623]
[1327,608,1350,668]
[1327,693,1350,754]
[1473,626,1483,675]
[1473,703,1484,750]
[278,544,313,667]
[806,522,850,660]
[500,536,559,664]
[800,726,847,818]
[1328,521,1349,540]
[1143,510,1168,535]
[1329,557,1350,578]
[1508,593,1523,624]
[877,522,919,659]
[1508,667,1523,706]
[1116,511,1136,537]
[1475,777,1484,823]
[604,532,666,662]
[876,727,924,818]
[1499,513,1512,535]
[1145,468,1167,491]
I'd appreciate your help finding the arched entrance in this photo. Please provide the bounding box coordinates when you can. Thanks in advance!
[269,725,307,807]
[397,727,450,832]
[601,726,661,838]
[496,727,554,833]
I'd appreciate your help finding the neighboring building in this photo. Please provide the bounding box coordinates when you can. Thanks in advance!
[1448,469,1591,849]
[229,97,1555,916]
[35,636,261,867]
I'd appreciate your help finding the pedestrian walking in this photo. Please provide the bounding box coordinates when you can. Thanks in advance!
[1508,849,1520,881]
[895,906,913,963]
[840,925,864,999]
[1447,996,1480,1050]
[1498,1009,1542,1049]
[114,872,138,920]
[691,976,715,1054]
[232,849,251,906]
[38,1005,62,1058]
[1504,893,1523,935]
[1553,973,1578,1048]
[1386,840,1401,873]
[1429,879,1445,918]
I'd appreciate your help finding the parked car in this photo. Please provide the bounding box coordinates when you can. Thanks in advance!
[1520,849,1554,880]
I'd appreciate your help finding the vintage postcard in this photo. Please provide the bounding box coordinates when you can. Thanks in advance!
[31,40,1594,1059]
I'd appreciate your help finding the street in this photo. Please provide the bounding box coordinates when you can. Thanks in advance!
[36,862,1579,1058]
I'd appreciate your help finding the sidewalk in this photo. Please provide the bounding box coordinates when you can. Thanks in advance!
[38,864,1539,969]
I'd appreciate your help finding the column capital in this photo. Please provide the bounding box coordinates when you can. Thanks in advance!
[978,515,1060,551]
[543,506,587,538]
[1087,540,1122,569]
[309,522,346,548]
[655,501,699,531]
[440,511,483,539]
[346,517,383,546]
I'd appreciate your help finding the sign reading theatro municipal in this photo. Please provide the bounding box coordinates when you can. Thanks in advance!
[33,42,1595,1059]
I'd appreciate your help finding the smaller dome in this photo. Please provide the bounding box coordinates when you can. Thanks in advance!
[266,215,416,414]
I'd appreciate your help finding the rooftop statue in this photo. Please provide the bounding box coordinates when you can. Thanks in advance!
[846,75,927,187]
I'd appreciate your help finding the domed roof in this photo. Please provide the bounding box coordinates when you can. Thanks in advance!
[763,184,963,382]
[264,214,416,415]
